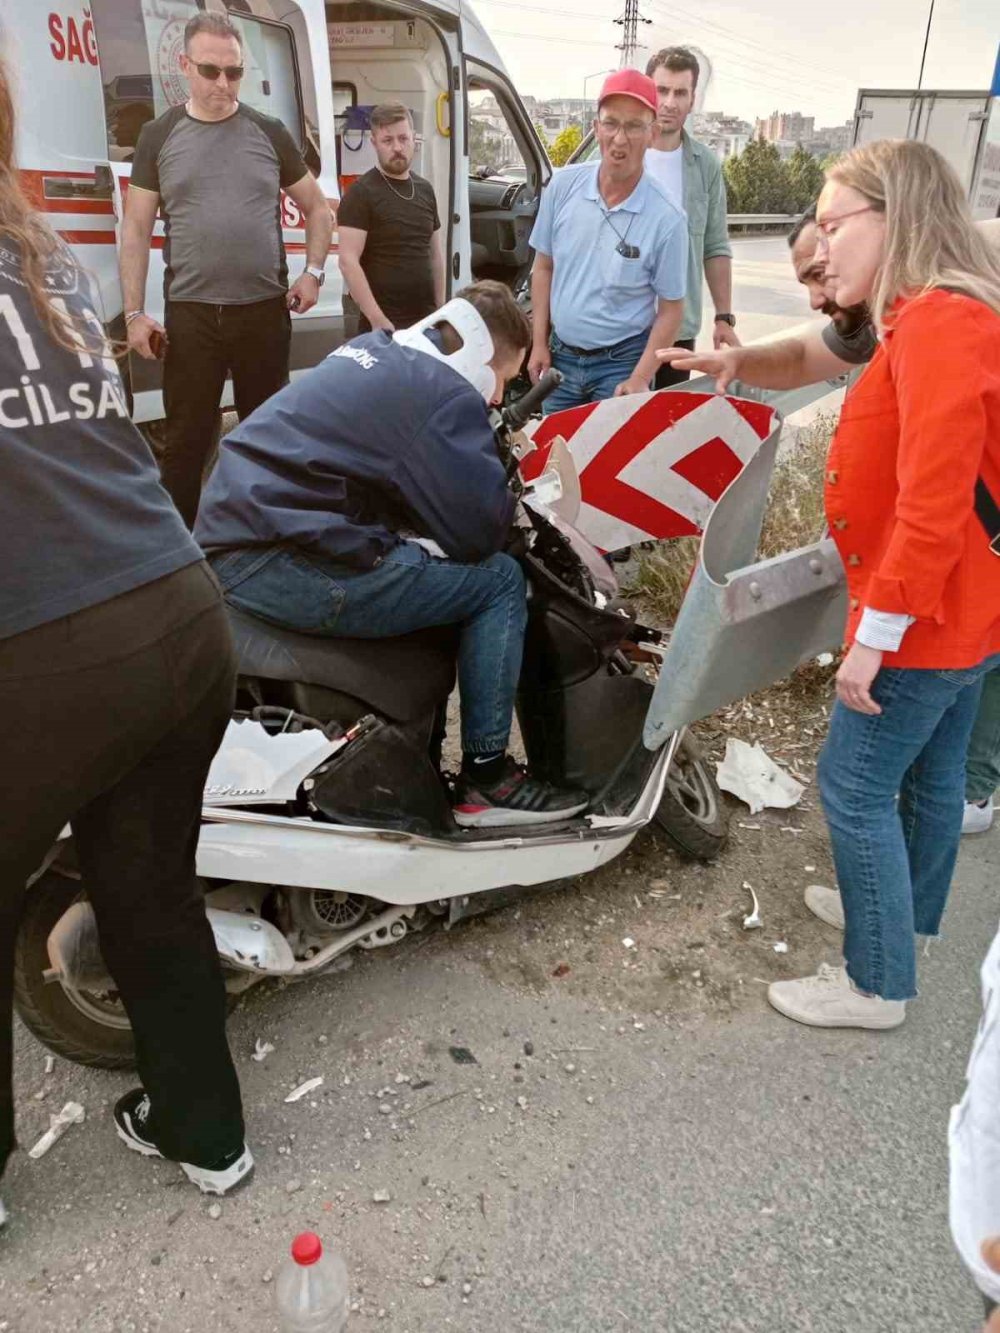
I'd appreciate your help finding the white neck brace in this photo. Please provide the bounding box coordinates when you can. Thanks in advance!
[393,299,497,402]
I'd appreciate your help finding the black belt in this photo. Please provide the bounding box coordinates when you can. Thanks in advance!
[553,331,645,358]
[975,478,1000,557]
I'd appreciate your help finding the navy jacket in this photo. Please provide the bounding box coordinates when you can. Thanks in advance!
[195,333,515,568]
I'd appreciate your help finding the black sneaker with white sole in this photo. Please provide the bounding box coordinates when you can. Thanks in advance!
[114,1088,253,1196]
[453,758,589,828]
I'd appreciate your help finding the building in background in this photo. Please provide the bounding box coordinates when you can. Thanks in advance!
[755,109,815,144]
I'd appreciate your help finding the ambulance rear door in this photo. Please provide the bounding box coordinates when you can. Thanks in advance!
[7,3,124,332]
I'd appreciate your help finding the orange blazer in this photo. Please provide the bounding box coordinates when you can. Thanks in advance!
[825,288,1000,669]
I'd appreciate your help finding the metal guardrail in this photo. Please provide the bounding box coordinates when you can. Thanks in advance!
[683,370,851,420]
[726,213,799,234]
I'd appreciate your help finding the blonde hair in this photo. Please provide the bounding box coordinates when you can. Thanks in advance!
[828,139,1000,331]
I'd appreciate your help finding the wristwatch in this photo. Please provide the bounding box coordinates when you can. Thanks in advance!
[305,265,326,286]
[714,312,736,327]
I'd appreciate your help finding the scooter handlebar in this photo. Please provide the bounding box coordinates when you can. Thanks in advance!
[504,368,564,430]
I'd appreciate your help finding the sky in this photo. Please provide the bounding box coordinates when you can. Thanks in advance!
[468,0,999,129]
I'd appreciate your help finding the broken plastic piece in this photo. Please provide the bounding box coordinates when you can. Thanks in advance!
[622,937,636,949]
[742,882,762,931]
[285,1077,324,1103]
[28,1101,85,1159]
[252,1039,275,1062]
[773,941,789,954]
[716,739,805,815]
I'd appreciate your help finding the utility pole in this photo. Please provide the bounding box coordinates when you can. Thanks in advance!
[917,0,935,90]
[614,0,652,69]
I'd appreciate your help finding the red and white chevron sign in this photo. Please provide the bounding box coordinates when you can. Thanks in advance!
[520,390,777,553]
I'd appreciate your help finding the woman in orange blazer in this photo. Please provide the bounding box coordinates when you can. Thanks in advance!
[768,140,1000,1032]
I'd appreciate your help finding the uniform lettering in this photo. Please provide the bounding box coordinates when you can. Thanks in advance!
[331,344,378,370]
[96,378,128,418]
[0,295,41,371]
[68,382,95,418]
[20,376,45,426]
[0,389,29,428]
[38,383,72,424]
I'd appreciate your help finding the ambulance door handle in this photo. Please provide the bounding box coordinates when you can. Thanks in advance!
[93,164,115,196]
[452,253,460,279]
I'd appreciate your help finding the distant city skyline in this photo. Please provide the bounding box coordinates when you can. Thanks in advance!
[470,0,998,128]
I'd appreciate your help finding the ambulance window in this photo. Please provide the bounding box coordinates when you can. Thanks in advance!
[226,15,306,152]
[89,0,161,161]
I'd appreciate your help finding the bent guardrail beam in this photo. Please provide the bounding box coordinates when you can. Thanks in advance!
[643,409,847,747]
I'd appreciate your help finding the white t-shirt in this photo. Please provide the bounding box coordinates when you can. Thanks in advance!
[644,145,684,211]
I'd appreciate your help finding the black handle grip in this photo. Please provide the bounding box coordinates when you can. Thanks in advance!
[504,368,564,430]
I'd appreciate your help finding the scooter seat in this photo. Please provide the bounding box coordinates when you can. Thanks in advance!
[227,608,458,721]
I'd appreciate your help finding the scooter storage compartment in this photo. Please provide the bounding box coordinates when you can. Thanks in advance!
[310,718,456,836]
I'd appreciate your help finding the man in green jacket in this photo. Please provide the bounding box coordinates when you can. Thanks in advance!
[643,46,740,388]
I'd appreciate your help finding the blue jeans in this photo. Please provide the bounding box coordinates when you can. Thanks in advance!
[965,664,1000,802]
[818,653,1000,1001]
[209,543,527,754]
[545,330,650,413]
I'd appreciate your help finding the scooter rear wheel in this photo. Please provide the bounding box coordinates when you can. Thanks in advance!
[14,870,137,1069]
[653,732,728,861]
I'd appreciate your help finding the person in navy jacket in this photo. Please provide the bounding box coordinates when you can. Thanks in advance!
[196,280,587,827]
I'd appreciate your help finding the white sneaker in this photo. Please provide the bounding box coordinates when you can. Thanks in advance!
[804,884,845,931]
[962,800,995,835]
[768,962,906,1030]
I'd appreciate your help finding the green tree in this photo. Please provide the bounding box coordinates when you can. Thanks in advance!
[723,137,795,214]
[786,143,825,212]
[549,123,583,167]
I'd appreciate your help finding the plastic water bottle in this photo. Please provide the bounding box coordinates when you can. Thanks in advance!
[276,1232,349,1331]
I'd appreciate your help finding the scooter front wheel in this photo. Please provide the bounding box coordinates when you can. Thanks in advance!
[14,870,137,1069]
[653,732,728,861]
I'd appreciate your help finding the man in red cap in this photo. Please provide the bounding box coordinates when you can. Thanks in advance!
[528,69,688,412]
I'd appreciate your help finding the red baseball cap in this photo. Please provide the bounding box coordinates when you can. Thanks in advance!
[597,69,658,117]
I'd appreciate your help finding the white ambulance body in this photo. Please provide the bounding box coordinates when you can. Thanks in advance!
[2,0,549,423]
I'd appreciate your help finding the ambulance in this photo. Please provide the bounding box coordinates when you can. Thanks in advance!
[2,0,549,424]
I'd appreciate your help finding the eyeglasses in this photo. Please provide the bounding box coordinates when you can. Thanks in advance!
[814,205,877,237]
[193,61,245,82]
[597,117,650,140]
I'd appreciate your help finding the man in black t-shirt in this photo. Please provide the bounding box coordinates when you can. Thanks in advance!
[119,12,333,527]
[337,102,445,333]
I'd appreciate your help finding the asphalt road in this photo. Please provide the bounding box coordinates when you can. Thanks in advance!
[1,832,996,1332]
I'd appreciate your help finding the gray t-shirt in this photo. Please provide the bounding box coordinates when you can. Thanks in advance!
[821,317,878,365]
[131,103,307,304]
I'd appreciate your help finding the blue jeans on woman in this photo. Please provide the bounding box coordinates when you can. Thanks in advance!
[209,542,527,754]
[818,652,1000,1001]
[544,330,650,413]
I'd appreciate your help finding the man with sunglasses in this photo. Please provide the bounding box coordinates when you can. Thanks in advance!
[528,69,687,413]
[120,12,333,527]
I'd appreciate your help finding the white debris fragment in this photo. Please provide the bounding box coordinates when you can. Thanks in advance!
[372,1190,391,1204]
[251,1039,275,1063]
[742,881,763,931]
[773,941,789,954]
[622,937,636,949]
[28,1101,85,1159]
[815,653,834,667]
[716,738,805,815]
[44,1056,55,1075]
[208,1203,222,1220]
[284,1076,324,1103]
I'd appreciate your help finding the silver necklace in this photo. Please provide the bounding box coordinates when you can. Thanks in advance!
[377,169,416,202]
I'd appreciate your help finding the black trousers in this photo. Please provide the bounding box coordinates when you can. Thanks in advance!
[0,563,244,1176]
[654,336,696,390]
[162,296,291,528]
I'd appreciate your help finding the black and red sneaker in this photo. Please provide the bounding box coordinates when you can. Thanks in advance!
[453,757,589,828]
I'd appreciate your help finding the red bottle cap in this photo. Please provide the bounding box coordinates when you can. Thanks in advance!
[291,1232,323,1266]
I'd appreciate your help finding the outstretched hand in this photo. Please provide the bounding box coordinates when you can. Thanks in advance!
[656,345,744,393]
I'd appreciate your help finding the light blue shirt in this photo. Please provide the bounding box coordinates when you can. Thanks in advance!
[530,161,688,351]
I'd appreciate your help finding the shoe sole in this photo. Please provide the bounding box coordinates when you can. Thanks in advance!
[767,989,905,1030]
[115,1121,255,1195]
[453,799,589,829]
[803,888,845,932]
